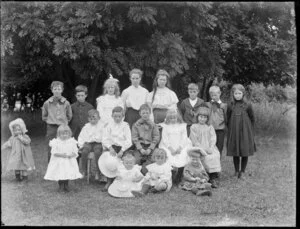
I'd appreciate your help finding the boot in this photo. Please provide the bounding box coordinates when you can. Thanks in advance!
[196,190,212,196]
[131,184,151,197]
[58,181,64,192]
[21,171,28,182]
[15,171,22,182]
[102,178,113,192]
[63,180,70,192]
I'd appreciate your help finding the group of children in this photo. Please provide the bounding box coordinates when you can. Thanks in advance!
[1,68,256,197]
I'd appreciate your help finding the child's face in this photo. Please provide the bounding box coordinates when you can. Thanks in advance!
[76,92,87,103]
[198,115,208,125]
[190,154,201,167]
[169,114,177,124]
[154,153,166,165]
[59,130,71,141]
[188,89,198,100]
[234,90,243,101]
[88,114,100,125]
[123,157,135,170]
[12,125,22,136]
[210,91,221,102]
[51,86,63,97]
[107,84,115,95]
[112,111,123,123]
[157,75,167,88]
[130,73,141,87]
[140,109,151,121]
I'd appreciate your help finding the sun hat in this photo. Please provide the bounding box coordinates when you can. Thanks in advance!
[9,118,28,135]
[187,147,207,157]
[98,151,121,178]
[196,106,210,117]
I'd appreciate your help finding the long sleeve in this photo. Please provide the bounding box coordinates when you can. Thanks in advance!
[179,100,186,120]
[246,103,255,126]
[102,125,112,149]
[19,134,31,145]
[121,123,132,151]
[189,125,200,147]
[161,126,171,148]
[159,165,172,182]
[78,126,88,148]
[2,137,13,149]
[131,123,142,150]
[66,102,72,122]
[96,97,105,119]
[41,101,48,122]
[168,90,179,110]
[150,124,160,150]
[208,125,217,147]
[226,104,232,127]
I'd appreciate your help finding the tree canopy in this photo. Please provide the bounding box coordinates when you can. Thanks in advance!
[1,2,296,103]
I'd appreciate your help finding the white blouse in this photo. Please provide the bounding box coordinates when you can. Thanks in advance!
[146,87,179,110]
[96,94,124,124]
[77,121,106,148]
[121,85,149,110]
[102,121,132,151]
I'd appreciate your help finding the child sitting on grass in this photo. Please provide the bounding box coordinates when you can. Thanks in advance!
[131,148,172,197]
[1,118,35,181]
[44,124,83,192]
[108,151,144,198]
[179,147,212,196]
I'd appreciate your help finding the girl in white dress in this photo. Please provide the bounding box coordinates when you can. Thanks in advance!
[44,125,83,192]
[108,151,144,198]
[96,75,124,125]
[159,109,192,185]
[189,106,221,188]
[146,69,179,124]
[131,148,173,197]
[121,68,149,128]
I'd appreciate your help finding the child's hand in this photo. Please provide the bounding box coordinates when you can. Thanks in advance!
[117,150,124,158]
[140,148,147,155]
[206,148,213,155]
[109,147,116,156]
[168,147,176,155]
[145,149,151,155]
[132,175,143,183]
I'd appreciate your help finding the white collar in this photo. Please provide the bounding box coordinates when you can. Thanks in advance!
[211,99,222,104]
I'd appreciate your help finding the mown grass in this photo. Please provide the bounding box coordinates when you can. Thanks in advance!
[1,109,296,226]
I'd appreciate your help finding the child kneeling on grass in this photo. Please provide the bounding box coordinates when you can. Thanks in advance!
[131,148,172,197]
[179,147,212,196]
[1,118,35,181]
[108,151,144,198]
[44,124,83,192]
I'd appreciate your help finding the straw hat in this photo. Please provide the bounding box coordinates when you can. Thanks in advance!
[98,151,121,178]
[187,147,207,157]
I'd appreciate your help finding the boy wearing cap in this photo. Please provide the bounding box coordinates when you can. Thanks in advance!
[179,83,205,136]
[179,147,212,196]
[42,81,72,162]
[206,86,227,155]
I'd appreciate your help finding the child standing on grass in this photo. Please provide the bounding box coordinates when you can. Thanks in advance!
[44,125,82,192]
[96,76,124,125]
[226,84,256,179]
[189,107,221,188]
[131,103,160,175]
[146,69,179,124]
[159,109,192,185]
[121,68,149,129]
[179,147,212,196]
[78,109,105,179]
[1,118,35,181]
[108,151,144,198]
[206,86,227,155]
[100,106,132,191]
[131,148,172,197]
[42,81,72,162]
[179,83,205,136]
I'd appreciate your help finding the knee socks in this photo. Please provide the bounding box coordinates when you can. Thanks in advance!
[241,157,248,172]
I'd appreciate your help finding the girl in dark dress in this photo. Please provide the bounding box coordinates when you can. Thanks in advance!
[226,84,256,179]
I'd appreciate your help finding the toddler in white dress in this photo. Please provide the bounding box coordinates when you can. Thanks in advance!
[108,151,144,198]
[44,125,83,192]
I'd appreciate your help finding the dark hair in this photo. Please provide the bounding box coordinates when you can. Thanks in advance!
[112,106,124,115]
[75,85,88,94]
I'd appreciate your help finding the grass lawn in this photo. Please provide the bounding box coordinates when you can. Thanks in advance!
[1,110,296,226]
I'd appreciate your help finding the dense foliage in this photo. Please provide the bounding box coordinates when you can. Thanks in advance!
[1,2,296,103]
